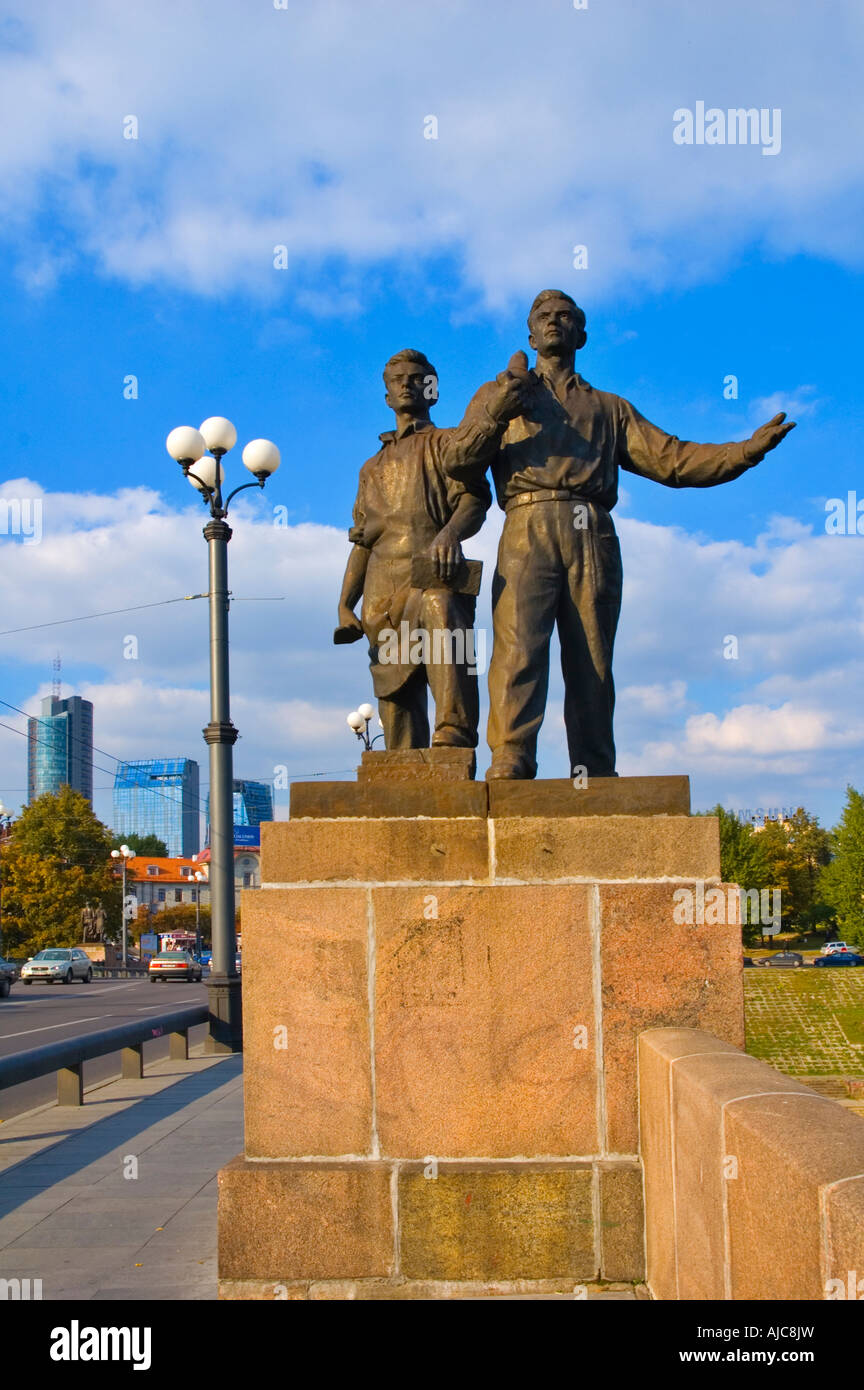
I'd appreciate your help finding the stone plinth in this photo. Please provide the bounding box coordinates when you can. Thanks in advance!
[76,942,119,965]
[358,747,477,782]
[289,771,690,819]
[219,777,744,1299]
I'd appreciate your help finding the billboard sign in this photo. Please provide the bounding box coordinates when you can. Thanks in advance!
[233,825,261,847]
[140,932,159,963]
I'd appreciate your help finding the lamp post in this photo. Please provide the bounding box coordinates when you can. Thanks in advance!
[193,870,206,961]
[166,416,280,1053]
[346,703,384,752]
[110,844,136,967]
[0,801,12,958]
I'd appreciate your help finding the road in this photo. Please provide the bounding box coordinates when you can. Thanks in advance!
[0,976,210,1121]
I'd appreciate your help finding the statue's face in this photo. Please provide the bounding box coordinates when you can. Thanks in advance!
[384,363,432,417]
[528,299,585,356]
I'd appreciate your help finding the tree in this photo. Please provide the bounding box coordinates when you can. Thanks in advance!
[710,806,774,944]
[110,832,169,857]
[0,788,121,957]
[714,806,772,889]
[755,808,832,930]
[818,786,864,948]
[145,902,211,943]
[710,805,832,934]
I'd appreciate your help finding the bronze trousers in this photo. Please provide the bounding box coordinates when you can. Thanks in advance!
[487,499,622,777]
[378,589,480,749]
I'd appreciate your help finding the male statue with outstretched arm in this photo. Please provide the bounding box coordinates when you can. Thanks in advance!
[453,289,795,780]
[335,349,521,749]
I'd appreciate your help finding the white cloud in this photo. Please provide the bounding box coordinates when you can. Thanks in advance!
[2,479,863,827]
[1,1,863,307]
[749,386,820,426]
[618,680,688,717]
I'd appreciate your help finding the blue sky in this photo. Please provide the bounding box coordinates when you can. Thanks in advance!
[0,0,863,832]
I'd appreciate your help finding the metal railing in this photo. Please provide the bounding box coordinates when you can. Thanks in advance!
[0,1004,209,1105]
[91,965,149,979]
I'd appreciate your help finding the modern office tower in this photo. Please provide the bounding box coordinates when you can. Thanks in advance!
[205,779,273,841]
[232,780,273,826]
[112,758,200,858]
[27,695,94,804]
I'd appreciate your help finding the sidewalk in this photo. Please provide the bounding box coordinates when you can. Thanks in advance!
[0,1050,243,1300]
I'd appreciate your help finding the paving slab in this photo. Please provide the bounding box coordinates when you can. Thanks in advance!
[0,1048,242,1299]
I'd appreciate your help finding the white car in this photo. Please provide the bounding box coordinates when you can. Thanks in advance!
[22,948,94,984]
[821,941,850,956]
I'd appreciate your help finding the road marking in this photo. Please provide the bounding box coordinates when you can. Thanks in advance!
[136,997,199,1010]
[0,1014,106,1040]
[7,981,143,1001]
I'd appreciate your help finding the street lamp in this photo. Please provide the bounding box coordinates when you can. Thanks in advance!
[346,702,384,752]
[110,844,136,967]
[167,415,280,1053]
[193,870,207,961]
[0,801,12,958]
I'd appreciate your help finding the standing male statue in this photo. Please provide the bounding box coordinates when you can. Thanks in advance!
[453,289,795,780]
[335,349,520,749]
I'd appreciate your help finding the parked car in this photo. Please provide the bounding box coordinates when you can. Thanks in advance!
[0,957,17,997]
[821,941,850,955]
[148,951,203,983]
[758,951,804,968]
[742,956,756,968]
[21,948,93,985]
[813,952,864,967]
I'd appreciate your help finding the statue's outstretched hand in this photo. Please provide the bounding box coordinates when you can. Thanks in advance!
[744,412,796,463]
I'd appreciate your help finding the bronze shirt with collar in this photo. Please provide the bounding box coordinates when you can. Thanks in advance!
[348,417,494,697]
[459,370,755,512]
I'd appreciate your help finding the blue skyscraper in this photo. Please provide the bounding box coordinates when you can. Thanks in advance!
[232,780,273,826]
[27,695,94,804]
[205,779,273,843]
[113,758,200,858]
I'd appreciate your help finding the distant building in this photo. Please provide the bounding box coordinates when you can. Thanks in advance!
[195,844,261,891]
[113,759,200,858]
[27,695,94,804]
[125,856,209,917]
[206,779,273,843]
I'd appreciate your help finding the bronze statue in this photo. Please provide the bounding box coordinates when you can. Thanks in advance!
[452,289,796,780]
[335,349,519,748]
[80,904,100,942]
[80,902,108,942]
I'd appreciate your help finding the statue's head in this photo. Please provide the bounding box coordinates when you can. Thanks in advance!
[527,289,587,357]
[383,348,438,418]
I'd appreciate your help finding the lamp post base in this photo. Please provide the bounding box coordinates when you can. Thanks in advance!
[206,975,243,1054]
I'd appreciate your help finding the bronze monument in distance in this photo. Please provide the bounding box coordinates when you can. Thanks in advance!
[451,289,796,781]
[335,349,521,751]
[80,902,108,943]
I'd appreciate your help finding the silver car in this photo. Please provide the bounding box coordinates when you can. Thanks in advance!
[22,948,94,985]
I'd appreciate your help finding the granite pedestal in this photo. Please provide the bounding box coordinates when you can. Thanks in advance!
[218,771,744,1299]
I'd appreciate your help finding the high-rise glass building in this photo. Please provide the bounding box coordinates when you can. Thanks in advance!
[27,696,94,804]
[205,779,273,841]
[232,780,273,826]
[113,758,200,858]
